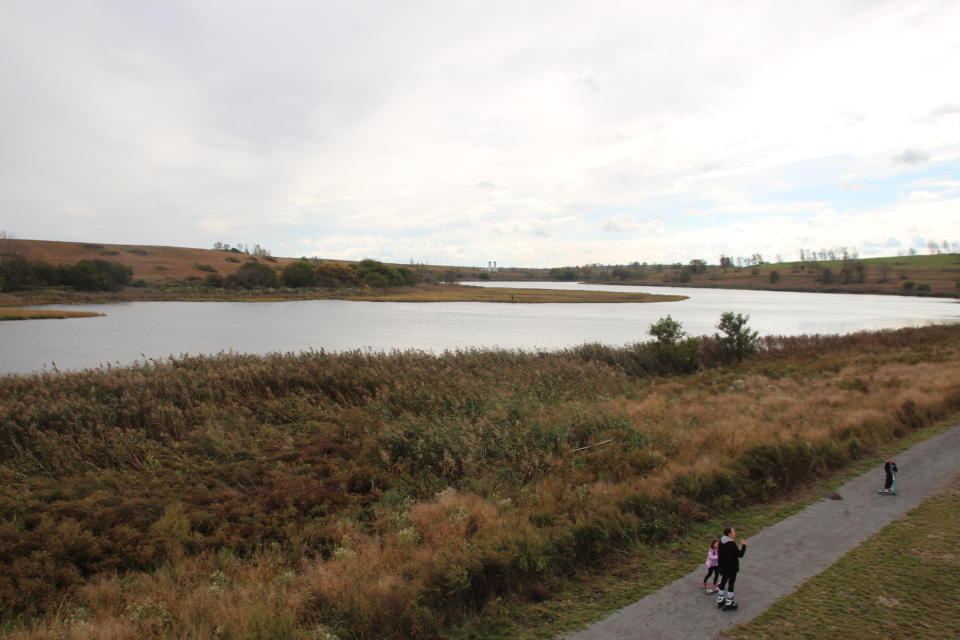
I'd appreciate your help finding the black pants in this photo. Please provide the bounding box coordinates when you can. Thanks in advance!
[885,474,895,489]
[703,566,719,583]
[718,571,738,594]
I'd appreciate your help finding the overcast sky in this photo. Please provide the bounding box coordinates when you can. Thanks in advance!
[2,1,959,267]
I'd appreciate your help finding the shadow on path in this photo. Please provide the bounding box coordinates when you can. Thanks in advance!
[562,424,960,640]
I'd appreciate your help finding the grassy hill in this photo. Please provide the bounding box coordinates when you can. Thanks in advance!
[2,238,314,283]
[592,254,960,297]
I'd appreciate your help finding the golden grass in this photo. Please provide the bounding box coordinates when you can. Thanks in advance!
[0,308,104,321]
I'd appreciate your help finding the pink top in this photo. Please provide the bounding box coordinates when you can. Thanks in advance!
[705,548,718,568]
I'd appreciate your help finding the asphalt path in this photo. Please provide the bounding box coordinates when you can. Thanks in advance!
[562,424,960,640]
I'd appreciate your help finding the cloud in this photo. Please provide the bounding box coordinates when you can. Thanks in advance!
[2,1,960,266]
[930,104,960,117]
[893,149,931,165]
[602,215,665,234]
[839,182,874,192]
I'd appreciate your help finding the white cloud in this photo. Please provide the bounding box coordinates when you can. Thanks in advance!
[602,215,665,234]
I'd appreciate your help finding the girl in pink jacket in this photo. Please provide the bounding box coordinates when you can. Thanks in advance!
[700,538,720,592]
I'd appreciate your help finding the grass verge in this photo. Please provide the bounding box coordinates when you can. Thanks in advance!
[721,470,960,639]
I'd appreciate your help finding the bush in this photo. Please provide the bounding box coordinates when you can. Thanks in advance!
[316,262,361,288]
[769,270,781,284]
[715,311,759,362]
[281,259,318,288]
[916,283,931,292]
[356,259,420,288]
[59,259,133,291]
[230,262,278,289]
[902,281,916,290]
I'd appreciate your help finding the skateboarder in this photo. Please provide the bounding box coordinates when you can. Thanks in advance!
[716,527,747,610]
[880,456,898,494]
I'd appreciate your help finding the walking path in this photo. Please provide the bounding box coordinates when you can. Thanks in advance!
[563,424,960,640]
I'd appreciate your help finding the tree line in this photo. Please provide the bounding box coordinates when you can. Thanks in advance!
[0,255,133,292]
[208,258,422,290]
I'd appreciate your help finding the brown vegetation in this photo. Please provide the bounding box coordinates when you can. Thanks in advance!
[0,309,104,321]
[1,324,960,638]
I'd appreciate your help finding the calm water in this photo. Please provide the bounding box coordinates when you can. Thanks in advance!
[1,282,957,375]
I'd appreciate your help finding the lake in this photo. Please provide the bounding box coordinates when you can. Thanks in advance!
[1,282,957,375]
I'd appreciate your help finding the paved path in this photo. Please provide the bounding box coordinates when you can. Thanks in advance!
[563,424,960,640]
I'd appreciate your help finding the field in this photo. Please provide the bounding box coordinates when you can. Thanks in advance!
[722,472,960,639]
[2,323,960,638]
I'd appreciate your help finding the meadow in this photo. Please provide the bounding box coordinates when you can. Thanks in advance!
[1,322,960,638]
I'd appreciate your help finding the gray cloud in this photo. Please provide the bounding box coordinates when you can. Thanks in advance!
[893,149,931,165]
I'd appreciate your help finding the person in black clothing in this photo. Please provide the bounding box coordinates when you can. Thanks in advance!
[881,456,898,493]
[716,526,747,610]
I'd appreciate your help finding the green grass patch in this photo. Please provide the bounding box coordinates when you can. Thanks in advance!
[722,471,960,639]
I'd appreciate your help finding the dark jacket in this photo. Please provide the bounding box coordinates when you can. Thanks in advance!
[884,461,898,477]
[717,535,746,574]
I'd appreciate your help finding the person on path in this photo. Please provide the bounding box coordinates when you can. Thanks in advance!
[700,538,720,592]
[881,456,898,494]
[715,527,747,610]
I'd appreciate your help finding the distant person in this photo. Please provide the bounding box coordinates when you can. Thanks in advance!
[880,456,898,494]
[716,527,747,611]
[700,538,720,592]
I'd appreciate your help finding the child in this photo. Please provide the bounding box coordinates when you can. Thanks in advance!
[880,456,898,494]
[700,538,720,592]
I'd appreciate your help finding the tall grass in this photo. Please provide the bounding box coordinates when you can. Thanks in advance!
[2,324,960,638]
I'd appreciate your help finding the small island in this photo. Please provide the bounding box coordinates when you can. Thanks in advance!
[0,308,104,321]
[341,284,686,303]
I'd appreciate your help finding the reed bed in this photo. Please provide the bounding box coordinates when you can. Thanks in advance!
[2,323,960,639]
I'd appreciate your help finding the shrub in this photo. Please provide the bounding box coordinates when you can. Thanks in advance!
[315,262,361,288]
[230,262,278,289]
[59,259,133,291]
[715,311,759,362]
[902,281,916,290]
[281,260,318,288]
[768,270,781,284]
[356,259,420,288]
[916,282,931,292]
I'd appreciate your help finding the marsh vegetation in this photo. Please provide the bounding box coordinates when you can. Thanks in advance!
[2,320,960,638]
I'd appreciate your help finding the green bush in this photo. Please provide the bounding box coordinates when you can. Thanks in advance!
[715,312,759,362]
[280,259,318,287]
[230,262,278,289]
